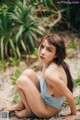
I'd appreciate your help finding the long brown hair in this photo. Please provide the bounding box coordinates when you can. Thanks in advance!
[42,33,73,92]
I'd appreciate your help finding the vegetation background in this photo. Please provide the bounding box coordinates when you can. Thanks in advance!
[0,0,80,119]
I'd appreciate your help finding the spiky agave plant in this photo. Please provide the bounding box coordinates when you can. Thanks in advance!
[9,0,44,57]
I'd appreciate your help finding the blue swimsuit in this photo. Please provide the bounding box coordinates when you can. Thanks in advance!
[40,77,64,111]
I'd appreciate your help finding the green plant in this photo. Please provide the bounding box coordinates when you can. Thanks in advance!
[74,78,80,87]
[9,57,20,66]
[9,0,44,56]
[68,39,78,49]
[12,92,19,103]
[74,68,80,87]
[0,60,6,71]
[0,4,15,60]
[34,47,38,56]
[75,96,80,105]
[10,69,21,85]
[0,1,44,60]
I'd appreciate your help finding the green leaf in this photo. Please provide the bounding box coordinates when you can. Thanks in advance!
[16,0,25,14]
[15,69,21,78]
[10,13,22,24]
[9,39,16,56]
[16,46,21,58]
[21,39,26,51]
[28,30,37,41]
[28,33,34,48]
[29,27,43,35]
[0,37,4,60]
[12,93,19,103]
[16,25,24,41]
[9,57,20,66]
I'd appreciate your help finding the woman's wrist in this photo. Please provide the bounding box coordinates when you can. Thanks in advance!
[71,108,77,115]
[71,112,77,116]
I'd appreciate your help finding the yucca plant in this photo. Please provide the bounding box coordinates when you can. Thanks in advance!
[9,0,44,57]
[0,4,17,60]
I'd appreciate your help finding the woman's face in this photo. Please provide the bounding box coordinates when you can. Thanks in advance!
[38,39,56,66]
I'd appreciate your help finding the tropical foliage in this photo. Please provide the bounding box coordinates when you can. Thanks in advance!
[0,0,80,61]
[0,1,44,60]
[0,4,12,60]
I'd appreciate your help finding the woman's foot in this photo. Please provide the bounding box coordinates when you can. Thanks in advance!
[15,109,28,118]
[15,109,35,118]
[4,101,25,112]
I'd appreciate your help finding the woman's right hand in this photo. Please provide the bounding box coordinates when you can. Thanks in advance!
[62,112,80,120]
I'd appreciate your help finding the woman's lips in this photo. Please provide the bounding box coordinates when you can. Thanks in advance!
[39,55,45,60]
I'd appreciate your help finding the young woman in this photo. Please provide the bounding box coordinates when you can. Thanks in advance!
[4,33,77,119]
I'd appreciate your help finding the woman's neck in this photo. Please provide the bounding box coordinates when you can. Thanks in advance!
[43,62,52,69]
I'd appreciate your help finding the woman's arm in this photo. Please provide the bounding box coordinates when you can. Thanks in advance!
[44,68,77,115]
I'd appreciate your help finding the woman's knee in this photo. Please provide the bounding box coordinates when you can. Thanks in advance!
[22,69,35,79]
[22,69,39,85]
[16,69,40,90]
[16,69,33,86]
[16,75,29,88]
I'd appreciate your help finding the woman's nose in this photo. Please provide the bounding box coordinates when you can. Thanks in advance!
[41,48,46,55]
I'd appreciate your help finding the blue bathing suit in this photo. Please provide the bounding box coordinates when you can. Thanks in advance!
[40,77,64,110]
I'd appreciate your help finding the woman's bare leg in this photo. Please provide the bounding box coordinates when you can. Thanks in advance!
[4,69,40,118]
[15,89,35,118]
[16,74,58,118]
[14,69,40,117]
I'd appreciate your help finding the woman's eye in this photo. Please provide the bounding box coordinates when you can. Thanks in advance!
[40,44,44,48]
[47,49,52,52]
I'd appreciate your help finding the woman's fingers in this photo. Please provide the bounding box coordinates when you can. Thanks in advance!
[61,114,76,120]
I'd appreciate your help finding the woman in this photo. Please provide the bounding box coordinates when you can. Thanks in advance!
[4,33,77,119]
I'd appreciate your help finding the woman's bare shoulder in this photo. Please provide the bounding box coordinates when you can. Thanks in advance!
[44,66,60,80]
[44,65,67,85]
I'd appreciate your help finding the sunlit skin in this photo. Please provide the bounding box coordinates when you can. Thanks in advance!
[38,39,57,67]
[4,38,78,119]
